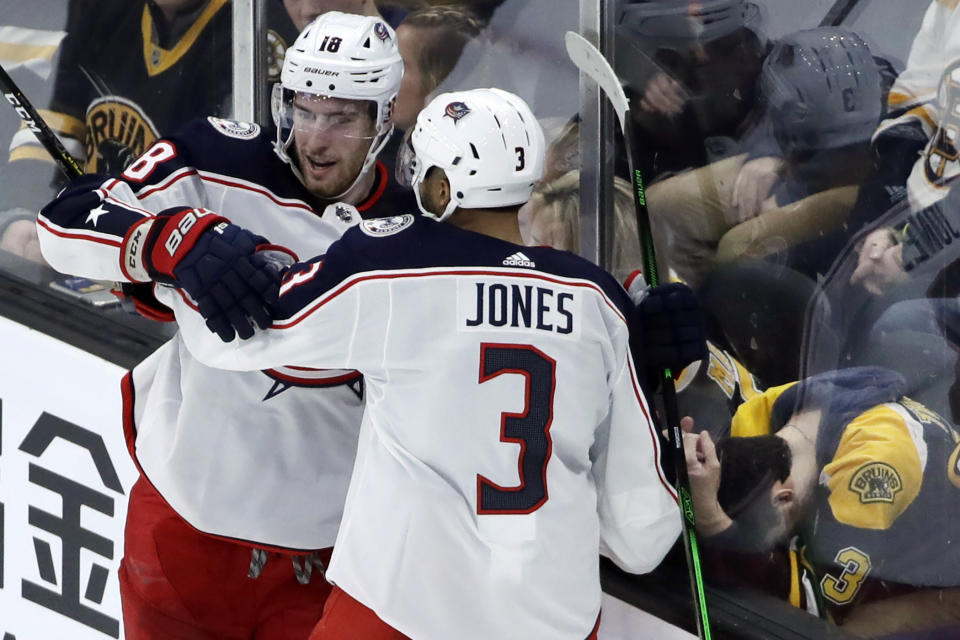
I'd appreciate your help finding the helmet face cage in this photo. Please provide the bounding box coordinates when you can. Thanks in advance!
[272,12,402,178]
[407,88,545,222]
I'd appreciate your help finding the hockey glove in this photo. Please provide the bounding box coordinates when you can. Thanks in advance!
[627,274,707,374]
[121,207,281,341]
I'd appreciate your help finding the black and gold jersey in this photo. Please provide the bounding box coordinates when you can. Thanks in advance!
[729,374,960,621]
[2,0,297,210]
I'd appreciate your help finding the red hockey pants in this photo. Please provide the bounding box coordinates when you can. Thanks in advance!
[119,477,333,640]
[308,585,411,640]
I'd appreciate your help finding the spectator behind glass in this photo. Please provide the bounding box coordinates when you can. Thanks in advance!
[836,0,960,262]
[799,186,960,423]
[0,0,236,263]
[684,367,960,637]
[614,0,768,181]
[393,5,483,131]
[0,0,68,262]
[797,1,960,422]
[644,28,886,290]
[283,0,379,30]
[519,170,638,284]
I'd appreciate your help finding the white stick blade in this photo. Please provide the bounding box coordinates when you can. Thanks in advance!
[564,30,629,131]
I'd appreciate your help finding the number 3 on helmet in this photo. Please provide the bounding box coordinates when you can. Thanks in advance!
[405,88,546,222]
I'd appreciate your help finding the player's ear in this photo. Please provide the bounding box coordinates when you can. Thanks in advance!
[437,172,451,207]
[770,481,794,508]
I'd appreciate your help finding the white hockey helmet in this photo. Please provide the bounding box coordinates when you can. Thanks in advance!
[272,12,403,181]
[405,88,545,221]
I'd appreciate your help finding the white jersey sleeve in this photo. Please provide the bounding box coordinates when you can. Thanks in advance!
[37,177,158,282]
[595,353,681,573]
[874,0,946,140]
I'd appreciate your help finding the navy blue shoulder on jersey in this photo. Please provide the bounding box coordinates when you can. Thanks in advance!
[273,214,634,321]
[159,118,311,202]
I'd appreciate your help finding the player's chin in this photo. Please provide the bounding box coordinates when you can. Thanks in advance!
[305,174,351,200]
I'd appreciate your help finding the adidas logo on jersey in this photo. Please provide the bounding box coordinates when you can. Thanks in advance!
[503,252,535,268]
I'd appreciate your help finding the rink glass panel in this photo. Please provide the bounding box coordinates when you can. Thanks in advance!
[2,0,956,638]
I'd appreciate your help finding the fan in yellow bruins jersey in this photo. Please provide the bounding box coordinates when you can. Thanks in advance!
[684,366,960,637]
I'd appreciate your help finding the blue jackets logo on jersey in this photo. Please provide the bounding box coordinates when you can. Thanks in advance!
[207,117,261,140]
[850,462,903,504]
[360,214,414,237]
[444,102,471,124]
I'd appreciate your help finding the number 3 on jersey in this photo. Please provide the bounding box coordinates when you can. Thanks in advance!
[476,343,556,515]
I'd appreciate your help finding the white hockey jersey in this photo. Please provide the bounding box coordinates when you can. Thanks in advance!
[875,0,960,209]
[36,117,416,550]
[163,213,682,639]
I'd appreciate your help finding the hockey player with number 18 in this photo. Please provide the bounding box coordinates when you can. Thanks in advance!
[159,88,683,640]
[36,12,415,640]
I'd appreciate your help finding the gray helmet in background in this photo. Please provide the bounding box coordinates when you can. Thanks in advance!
[616,0,763,46]
[761,28,882,156]
[614,0,767,140]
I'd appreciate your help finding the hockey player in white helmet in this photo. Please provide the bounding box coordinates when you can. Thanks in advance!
[36,11,415,640]
[405,87,545,224]
[145,87,707,640]
[273,10,403,203]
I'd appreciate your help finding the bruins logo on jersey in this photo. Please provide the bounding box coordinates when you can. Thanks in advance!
[925,59,960,185]
[267,29,288,84]
[849,462,903,504]
[84,96,159,174]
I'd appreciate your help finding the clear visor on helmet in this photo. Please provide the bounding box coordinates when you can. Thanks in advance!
[274,86,378,141]
[396,131,424,188]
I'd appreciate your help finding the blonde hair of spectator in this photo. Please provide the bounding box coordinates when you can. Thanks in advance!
[542,117,580,184]
[527,170,639,281]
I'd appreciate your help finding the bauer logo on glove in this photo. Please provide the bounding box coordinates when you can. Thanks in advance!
[119,206,282,341]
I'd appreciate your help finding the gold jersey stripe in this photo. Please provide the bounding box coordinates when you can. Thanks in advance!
[32,109,86,139]
[10,145,57,164]
[141,0,229,77]
[788,548,801,609]
[730,382,796,437]
[0,41,59,65]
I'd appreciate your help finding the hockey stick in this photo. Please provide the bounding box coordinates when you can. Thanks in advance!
[565,31,713,640]
[0,63,82,178]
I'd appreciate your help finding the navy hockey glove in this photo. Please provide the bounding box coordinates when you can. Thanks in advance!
[629,279,707,374]
[121,207,281,341]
